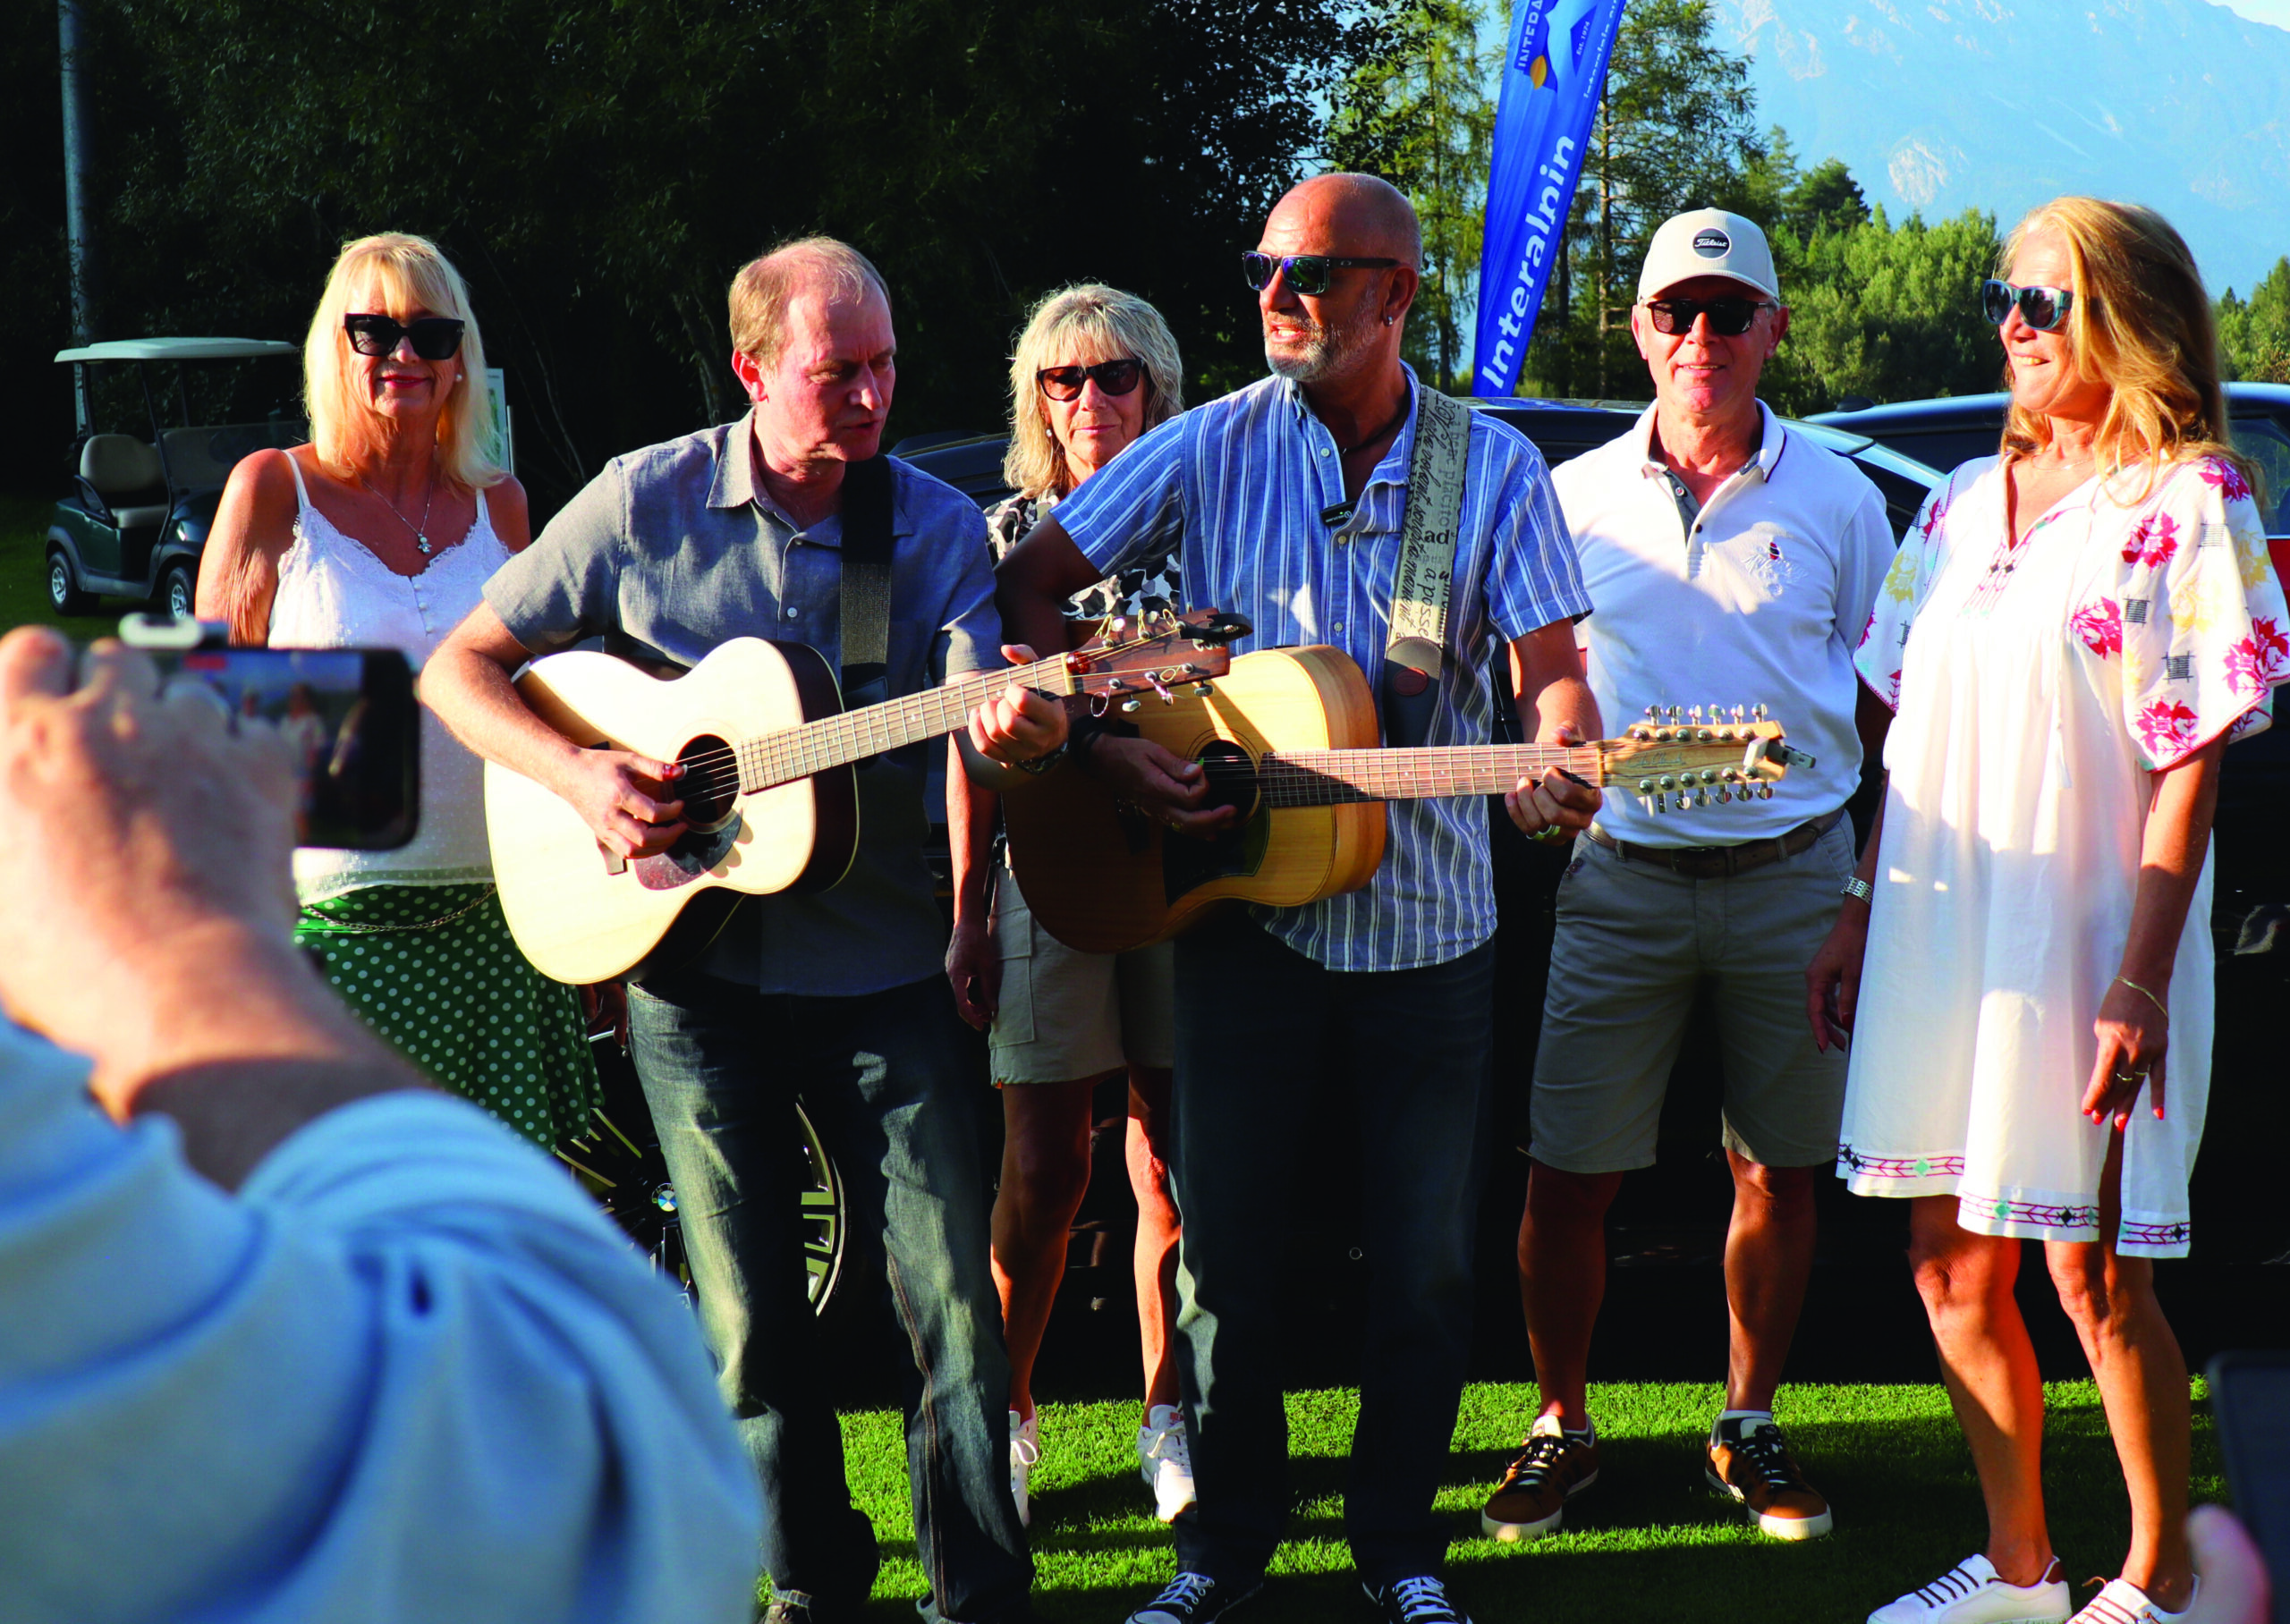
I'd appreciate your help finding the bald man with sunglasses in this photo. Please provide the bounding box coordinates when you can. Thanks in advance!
[993,173,1599,1624]
[1481,209,1895,1552]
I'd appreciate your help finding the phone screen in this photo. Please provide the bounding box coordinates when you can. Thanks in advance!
[2209,1350,2290,1624]
[155,647,420,850]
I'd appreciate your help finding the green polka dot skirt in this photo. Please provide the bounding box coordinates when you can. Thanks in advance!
[296,883,600,1148]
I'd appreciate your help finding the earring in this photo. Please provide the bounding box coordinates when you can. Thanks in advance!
[1384,315,1395,326]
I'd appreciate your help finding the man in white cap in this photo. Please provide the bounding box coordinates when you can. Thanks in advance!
[1479,208,1894,1546]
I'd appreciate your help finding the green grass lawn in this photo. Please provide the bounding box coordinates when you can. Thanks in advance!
[833,1379,2219,1624]
[1,493,132,640]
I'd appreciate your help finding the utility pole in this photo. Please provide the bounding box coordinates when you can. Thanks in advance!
[59,0,100,431]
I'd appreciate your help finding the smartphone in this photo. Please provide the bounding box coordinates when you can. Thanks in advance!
[117,615,420,850]
[2208,1349,2290,1624]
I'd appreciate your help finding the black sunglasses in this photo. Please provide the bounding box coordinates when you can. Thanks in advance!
[1241,252,1401,296]
[1641,296,1777,337]
[344,313,466,361]
[1982,278,2077,332]
[1037,358,1145,402]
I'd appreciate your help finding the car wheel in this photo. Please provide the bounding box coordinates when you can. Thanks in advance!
[158,561,197,622]
[47,549,96,616]
[564,1029,854,1319]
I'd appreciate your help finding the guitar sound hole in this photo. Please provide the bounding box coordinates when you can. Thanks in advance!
[676,734,738,828]
[1195,740,1260,829]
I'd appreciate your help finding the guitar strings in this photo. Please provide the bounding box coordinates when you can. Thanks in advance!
[619,630,1194,786]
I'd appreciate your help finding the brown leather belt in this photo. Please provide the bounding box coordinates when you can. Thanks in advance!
[1585,808,1845,880]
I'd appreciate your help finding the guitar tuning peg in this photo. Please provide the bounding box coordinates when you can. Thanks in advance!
[1759,782,1775,800]
[1192,681,1215,697]
[1666,705,1683,723]
[1731,705,1746,722]
[1688,705,1702,723]
[1644,704,1659,719]
[1121,698,1143,714]
[1753,704,1768,721]
[1716,787,1732,804]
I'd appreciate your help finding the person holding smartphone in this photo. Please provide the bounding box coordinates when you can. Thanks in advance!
[199,232,598,1148]
[0,625,759,1621]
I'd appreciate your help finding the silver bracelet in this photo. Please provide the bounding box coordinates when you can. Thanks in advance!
[1839,876,1874,904]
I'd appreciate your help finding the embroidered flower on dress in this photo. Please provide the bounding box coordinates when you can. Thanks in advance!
[2135,698,2200,758]
[1880,546,1920,604]
[2070,597,2123,658]
[2226,616,2290,696]
[2199,457,2254,505]
[2123,512,2179,569]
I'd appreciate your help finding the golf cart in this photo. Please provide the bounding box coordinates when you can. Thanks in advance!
[47,337,308,620]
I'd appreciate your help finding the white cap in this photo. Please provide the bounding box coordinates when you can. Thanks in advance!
[1637,208,1779,301]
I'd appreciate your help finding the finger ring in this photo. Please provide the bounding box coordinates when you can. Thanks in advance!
[1528,823,1565,843]
[2115,1070,2142,1083]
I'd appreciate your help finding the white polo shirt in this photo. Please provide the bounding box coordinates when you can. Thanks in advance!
[1555,402,1894,848]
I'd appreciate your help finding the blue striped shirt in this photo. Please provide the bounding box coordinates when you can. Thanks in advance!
[1053,367,1590,972]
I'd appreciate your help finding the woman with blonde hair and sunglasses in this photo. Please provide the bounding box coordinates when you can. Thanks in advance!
[1809,199,2288,1624]
[199,232,598,1148]
[946,283,1194,1529]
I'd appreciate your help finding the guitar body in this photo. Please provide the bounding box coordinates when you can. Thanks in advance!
[486,638,855,985]
[1005,647,1385,953]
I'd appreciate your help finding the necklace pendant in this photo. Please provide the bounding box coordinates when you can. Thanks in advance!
[416,535,432,555]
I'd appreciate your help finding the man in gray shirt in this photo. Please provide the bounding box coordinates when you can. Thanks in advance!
[428,237,1059,1624]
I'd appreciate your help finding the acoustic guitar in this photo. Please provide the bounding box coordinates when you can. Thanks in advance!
[488,609,1246,985]
[1003,644,1808,954]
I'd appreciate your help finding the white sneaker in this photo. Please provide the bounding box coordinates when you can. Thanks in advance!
[1138,1402,1197,1523]
[2069,1577,2196,1623]
[1869,1555,2071,1624]
[1008,1408,1040,1527]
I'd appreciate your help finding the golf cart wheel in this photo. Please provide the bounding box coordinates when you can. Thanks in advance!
[158,561,197,622]
[47,549,96,616]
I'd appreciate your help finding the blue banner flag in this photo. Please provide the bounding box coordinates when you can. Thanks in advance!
[1473,0,1628,395]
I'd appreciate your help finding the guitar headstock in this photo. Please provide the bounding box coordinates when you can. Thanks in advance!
[1599,704,1818,816]
[1061,607,1246,708]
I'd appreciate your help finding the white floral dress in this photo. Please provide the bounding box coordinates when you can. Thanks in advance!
[1839,454,2289,1256]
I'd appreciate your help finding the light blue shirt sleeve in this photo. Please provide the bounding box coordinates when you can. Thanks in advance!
[1049,411,1193,581]
[0,1021,759,1624]
[1477,425,1594,643]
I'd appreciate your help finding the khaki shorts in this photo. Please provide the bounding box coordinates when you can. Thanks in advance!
[988,864,1175,1085]
[1528,819,1854,1172]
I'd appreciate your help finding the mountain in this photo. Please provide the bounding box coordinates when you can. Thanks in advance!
[1711,0,2290,295]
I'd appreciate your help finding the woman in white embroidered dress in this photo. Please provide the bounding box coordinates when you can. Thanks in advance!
[1808,199,2289,1624]
[199,233,598,1148]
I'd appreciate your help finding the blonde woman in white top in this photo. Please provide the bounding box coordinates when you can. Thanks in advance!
[199,232,598,1147]
[1811,199,2290,1624]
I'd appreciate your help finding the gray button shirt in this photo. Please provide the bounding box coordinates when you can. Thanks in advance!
[484,412,1001,996]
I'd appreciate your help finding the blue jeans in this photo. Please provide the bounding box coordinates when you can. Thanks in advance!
[627,968,1031,1621]
[1167,917,1496,1587]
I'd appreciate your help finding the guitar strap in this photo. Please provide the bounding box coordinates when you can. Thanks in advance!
[837,453,895,713]
[1380,384,1472,748]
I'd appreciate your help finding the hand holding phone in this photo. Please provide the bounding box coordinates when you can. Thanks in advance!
[119,614,419,850]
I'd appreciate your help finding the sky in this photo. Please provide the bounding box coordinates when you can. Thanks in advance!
[2215,0,2290,23]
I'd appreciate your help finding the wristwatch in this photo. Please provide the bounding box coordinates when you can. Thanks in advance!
[1839,875,1874,904]
[1014,740,1068,776]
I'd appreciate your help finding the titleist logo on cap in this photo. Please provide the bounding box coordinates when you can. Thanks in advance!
[1692,228,1731,258]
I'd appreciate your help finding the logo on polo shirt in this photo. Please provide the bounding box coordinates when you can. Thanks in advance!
[1692,228,1731,258]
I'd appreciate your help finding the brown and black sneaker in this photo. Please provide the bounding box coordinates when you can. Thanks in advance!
[1704,1416,1833,1540]
[1479,1414,1599,1541]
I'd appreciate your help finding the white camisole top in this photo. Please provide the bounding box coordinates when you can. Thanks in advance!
[270,457,512,899]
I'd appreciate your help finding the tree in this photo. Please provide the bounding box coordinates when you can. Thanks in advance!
[1761,205,2006,415]
[4,0,1384,515]
[1327,0,1497,392]
[1521,0,1764,399]
[2218,258,2290,385]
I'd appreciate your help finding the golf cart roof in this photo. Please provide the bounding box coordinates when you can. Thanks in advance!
[55,338,299,364]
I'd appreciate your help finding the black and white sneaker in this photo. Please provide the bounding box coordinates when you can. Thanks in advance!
[1125,1571,1261,1624]
[1364,1576,1475,1624]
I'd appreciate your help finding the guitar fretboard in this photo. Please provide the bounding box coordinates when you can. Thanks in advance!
[1256,746,1606,807]
[732,657,1071,791]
